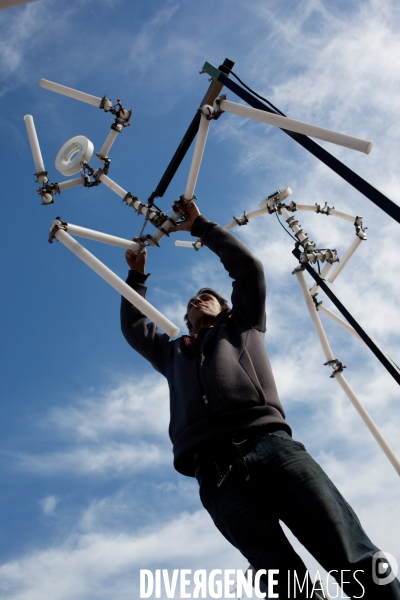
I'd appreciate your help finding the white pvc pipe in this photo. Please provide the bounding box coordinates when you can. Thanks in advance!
[297,268,400,475]
[280,206,311,247]
[224,220,239,231]
[335,373,400,476]
[309,263,333,297]
[54,228,179,338]
[39,79,112,110]
[23,115,48,182]
[99,174,157,223]
[279,205,293,222]
[318,303,363,343]
[328,208,357,223]
[175,205,270,249]
[62,222,141,252]
[219,99,373,154]
[98,173,127,198]
[175,240,196,248]
[293,205,358,224]
[295,204,319,213]
[295,269,335,362]
[58,177,85,191]
[183,110,211,200]
[224,209,262,232]
[98,128,120,158]
[327,236,363,284]
[174,240,203,250]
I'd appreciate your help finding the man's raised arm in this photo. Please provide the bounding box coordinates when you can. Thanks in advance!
[120,247,172,376]
[170,201,266,332]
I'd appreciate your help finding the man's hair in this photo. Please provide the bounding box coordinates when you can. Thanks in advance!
[184,288,230,333]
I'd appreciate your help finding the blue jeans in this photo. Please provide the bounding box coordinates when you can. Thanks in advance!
[194,430,400,600]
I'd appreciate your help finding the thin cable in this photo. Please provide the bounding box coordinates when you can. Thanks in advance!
[275,211,297,242]
[222,68,287,117]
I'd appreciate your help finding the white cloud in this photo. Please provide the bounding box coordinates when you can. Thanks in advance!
[0,1,42,84]
[129,2,180,74]
[5,374,172,475]
[39,495,59,515]
[0,502,240,600]
[15,441,169,475]
[47,374,170,441]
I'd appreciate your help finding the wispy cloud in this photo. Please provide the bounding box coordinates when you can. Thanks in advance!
[46,375,170,441]
[0,2,42,86]
[39,495,59,515]
[4,375,171,475]
[0,501,240,600]
[129,2,180,74]
[13,441,169,475]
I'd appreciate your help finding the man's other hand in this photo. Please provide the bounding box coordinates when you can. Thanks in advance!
[169,200,201,233]
[125,244,147,273]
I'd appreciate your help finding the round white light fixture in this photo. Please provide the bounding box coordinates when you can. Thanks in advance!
[55,135,94,176]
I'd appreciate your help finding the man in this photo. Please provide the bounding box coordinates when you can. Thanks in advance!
[121,201,400,600]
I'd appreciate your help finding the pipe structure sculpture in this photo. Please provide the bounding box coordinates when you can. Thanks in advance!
[25,60,399,472]
[25,77,225,338]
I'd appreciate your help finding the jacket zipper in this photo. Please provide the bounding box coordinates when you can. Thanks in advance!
[196,323,219,406]
[196,345,209,405]
[195,312,229,407]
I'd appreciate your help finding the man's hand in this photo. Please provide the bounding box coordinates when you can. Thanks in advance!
[125,244,147,273]
[169,200,201,233]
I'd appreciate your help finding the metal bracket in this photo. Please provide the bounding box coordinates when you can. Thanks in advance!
[179,193,197,205]
[34,170,48,184]
[300,248,338,264]
[122,191,139,208]
[200,61,221,80]
[108,100,132,127]
[259,188,293,214]
[37,182,57,205]
[312,294,323,310]
[324,358,346,378]
[48,216,67,243]
[99,95,112,112]
[233,211,249,227]
[316,202,333,215]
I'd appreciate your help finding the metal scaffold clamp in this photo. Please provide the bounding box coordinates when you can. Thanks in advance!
[324,359,346,378]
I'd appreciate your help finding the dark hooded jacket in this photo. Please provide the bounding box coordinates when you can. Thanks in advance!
[121,215,290,476]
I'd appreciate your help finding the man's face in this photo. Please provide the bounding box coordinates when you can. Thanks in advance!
[187,292,222,332]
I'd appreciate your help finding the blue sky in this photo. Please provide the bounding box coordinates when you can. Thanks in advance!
[1,0,400,598]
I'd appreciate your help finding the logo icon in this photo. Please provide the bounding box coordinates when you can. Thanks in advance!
[372,551,398,586]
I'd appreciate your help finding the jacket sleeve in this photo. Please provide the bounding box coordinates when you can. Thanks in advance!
[191,215,266,332]
[120,270,172,376]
